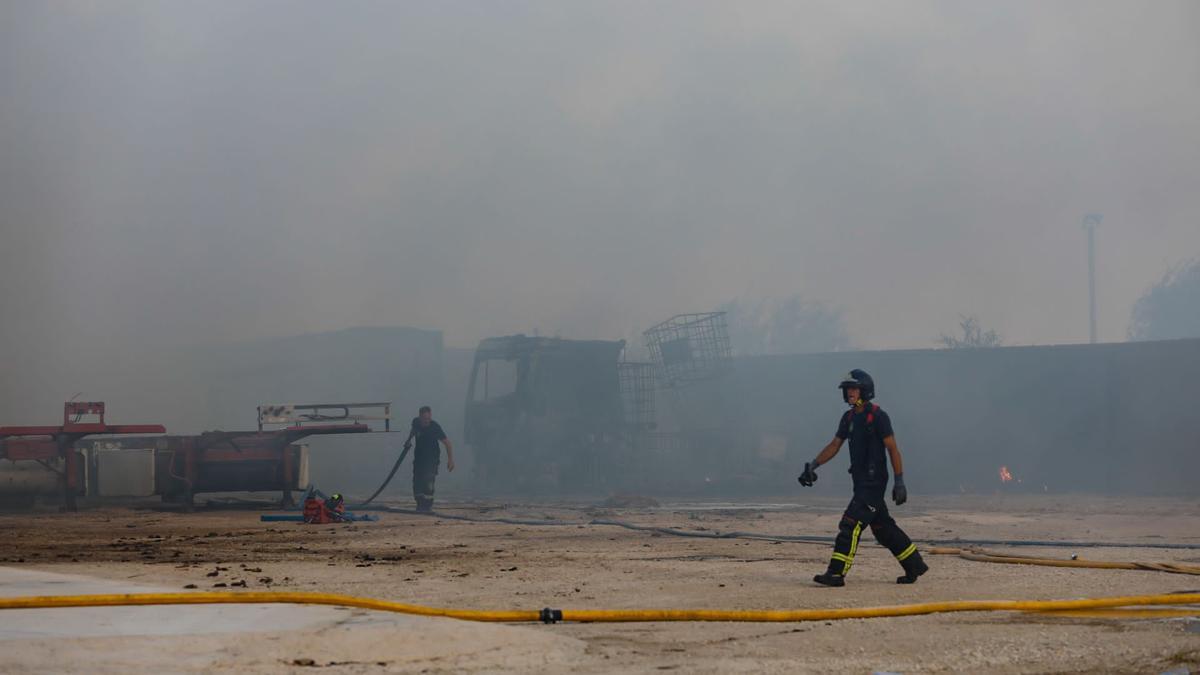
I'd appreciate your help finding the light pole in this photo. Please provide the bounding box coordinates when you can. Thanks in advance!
[1082,214,1103,344]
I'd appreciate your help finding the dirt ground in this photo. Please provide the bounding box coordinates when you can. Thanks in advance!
[2,494,1199,673]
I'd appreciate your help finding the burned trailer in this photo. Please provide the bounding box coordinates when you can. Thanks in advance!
[83,402,387,508]
[464,336,629,492]
[84,426,363,508]
[0,402,166,510]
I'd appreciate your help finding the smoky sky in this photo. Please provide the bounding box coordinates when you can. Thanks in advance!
[3,0,1199,375]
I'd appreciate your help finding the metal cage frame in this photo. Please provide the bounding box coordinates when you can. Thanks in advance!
[642,312,732,387]
[618,361,657,429]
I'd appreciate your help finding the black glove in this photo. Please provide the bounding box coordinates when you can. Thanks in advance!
[798,461,819,487]
[892,474,907,505]
[403,440,413,452]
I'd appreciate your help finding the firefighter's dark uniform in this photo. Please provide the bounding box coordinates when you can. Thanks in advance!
[411,417,447,512]
[823,404,924,578]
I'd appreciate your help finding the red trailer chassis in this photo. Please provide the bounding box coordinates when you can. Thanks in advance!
[2,401,385,510]
[154,424,370,508]
[0,402,166,510]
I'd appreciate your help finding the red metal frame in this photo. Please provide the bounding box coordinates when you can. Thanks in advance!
[0,402,166,510]
[2,402,164,438]
[3,403,379,511]
[158,424,370,508]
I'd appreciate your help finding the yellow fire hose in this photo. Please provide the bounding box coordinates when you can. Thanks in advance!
[927,547,1200,575]
[0,591,1197,623]
[1034,608,1200,619]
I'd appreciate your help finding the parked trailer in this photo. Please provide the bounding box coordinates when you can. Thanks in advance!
[88,425,367,508]
[0,402,166,510]
[2,401,389,510]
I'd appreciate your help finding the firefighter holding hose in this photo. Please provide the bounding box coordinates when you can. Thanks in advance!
[798,370,928,587]
[405,405,455,512]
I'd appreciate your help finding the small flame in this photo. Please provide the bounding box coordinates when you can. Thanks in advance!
[999,465,1014,483]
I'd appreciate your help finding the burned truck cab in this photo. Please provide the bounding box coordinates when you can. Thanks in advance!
[464,335,626,492]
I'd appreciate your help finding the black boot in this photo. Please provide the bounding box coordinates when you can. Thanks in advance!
[415,498,433,513]
[813,571,845,587]
[896,552,928,584]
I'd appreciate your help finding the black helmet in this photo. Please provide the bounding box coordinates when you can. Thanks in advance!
[838,369,875,402]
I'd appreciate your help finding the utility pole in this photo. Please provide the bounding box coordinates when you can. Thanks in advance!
[1082,214,1102,344]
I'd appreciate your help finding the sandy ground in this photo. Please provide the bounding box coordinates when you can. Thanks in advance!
[0,567,587,673]
[1,494,1199,673]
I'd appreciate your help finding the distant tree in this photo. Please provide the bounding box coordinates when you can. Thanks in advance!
[720,295,851,356]
[1129,258,1200,341]
[937,314,1002,349]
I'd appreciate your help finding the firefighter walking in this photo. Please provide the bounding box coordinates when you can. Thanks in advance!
[798,370,928,586]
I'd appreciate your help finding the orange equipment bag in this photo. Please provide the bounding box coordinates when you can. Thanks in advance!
[302,497,330,524]
[302,496,347,524]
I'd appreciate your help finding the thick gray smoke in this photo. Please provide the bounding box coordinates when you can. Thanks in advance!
[2,3,1198,496]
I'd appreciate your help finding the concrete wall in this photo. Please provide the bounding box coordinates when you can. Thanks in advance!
[668,338,1200,496]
